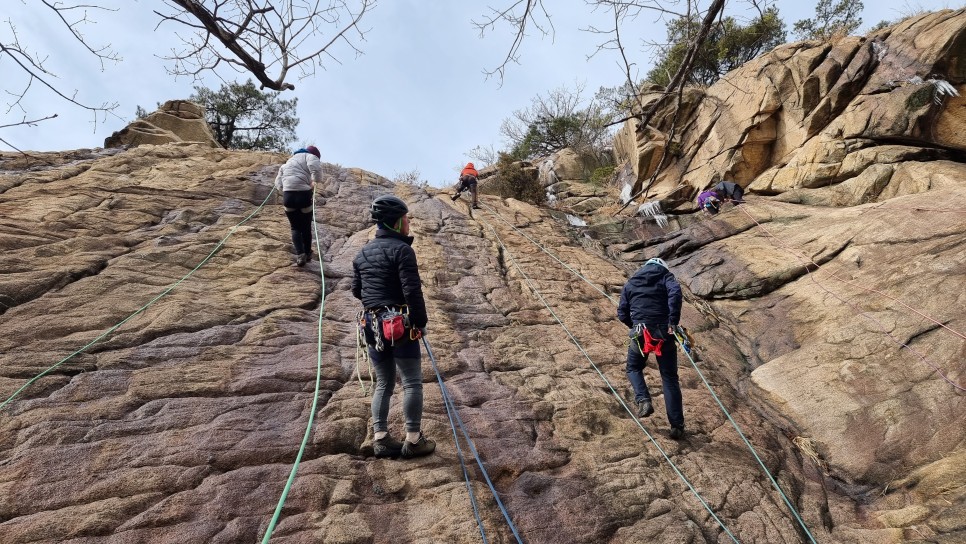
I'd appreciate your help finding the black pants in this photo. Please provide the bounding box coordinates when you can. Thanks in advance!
[283,190,313,255]
[454,178,478,205]
[715,182,744,203]
[626,324,684,427]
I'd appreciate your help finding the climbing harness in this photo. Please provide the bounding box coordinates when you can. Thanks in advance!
[360,305,418,352]
[630,323,665,357]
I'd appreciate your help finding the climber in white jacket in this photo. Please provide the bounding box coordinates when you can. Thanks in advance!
[274,146,324,266]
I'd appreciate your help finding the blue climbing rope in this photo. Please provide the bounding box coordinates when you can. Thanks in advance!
[422,337,524,544]
[422,337,489,544]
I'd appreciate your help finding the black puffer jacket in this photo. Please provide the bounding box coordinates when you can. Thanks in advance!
[351,229,428,328]
[617,262,682,327]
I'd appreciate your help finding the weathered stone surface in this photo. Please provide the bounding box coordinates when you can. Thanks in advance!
[0,143,851,543]
[589,10,966,541]
[1,10,965,544]
[104,100,221,149]
[616,9,966,214]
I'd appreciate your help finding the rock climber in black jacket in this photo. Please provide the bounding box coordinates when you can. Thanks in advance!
[617,257,686,439]
[351,195,435,459]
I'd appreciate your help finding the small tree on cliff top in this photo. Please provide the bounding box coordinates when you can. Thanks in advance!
[647,6,787,87]
[189,80,298,151]
[793,0,864,41]
[501,83,614,161]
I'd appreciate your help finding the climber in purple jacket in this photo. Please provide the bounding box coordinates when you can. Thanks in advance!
[697,190,722,215]
[698,181,745,215]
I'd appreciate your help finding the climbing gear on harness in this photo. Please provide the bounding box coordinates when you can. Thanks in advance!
[631,323,665,356]
[645,258,669,270]
[637,398,654,418]
[362,305,416,352]
[704,197,721,214]
[381,307,406,343]
[370,195,409,224]
[354,311,374,393]
[673,325,694,355]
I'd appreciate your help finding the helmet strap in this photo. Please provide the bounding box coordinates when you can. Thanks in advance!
[382,217,404,233]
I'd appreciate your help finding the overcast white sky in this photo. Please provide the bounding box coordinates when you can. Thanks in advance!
[1,0,957,186]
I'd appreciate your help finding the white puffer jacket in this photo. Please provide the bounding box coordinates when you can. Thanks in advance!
[274,152,323,192]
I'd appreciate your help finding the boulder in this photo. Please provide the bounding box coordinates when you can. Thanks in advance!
[104,100,221,149]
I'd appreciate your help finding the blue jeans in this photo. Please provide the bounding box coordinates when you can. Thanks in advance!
[626,325,684,427]
[369,338,423,434]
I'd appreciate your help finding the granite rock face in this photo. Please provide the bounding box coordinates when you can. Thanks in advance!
[0,10,964,544]
[2,140,961,543]
[613,9,966,209]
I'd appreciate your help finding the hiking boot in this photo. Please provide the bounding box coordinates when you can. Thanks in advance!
[636,399,654,418]
[451,194,461,201]
[295,253,308,267]
[401,433,436,459]
[472,204,480,209]
[373,435,403,458]
[669,425,685,440]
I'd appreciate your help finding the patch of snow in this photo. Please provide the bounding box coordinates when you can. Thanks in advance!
[637,200,669,229]
[904,76,961,105]
[539,158,559,186]
[620,182,633,204]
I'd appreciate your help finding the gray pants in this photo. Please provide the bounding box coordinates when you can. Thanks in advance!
[370,344,423,434]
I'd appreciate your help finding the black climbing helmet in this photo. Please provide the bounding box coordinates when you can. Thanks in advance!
[370,195,409,224]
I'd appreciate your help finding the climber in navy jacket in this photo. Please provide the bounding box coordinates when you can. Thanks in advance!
[617,257,686,439]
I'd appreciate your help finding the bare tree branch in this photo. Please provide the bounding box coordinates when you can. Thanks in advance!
[474,0,555,84]
[156,0,375,92]
[0,113,58,130]
[1,5,120,136]
[40,0,121,69]
[636,0,725,130]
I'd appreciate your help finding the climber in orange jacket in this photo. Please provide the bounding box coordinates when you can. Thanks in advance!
[451,162,479,209]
